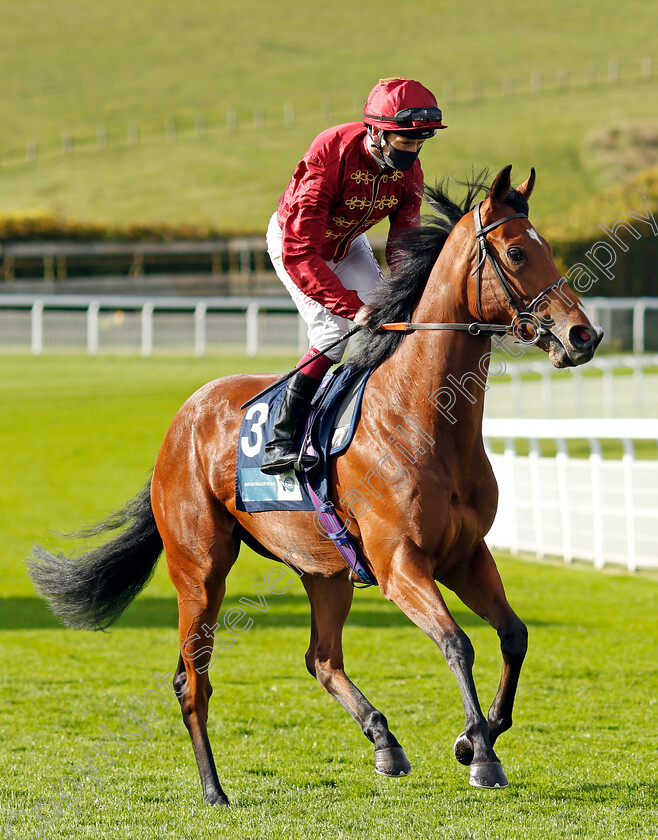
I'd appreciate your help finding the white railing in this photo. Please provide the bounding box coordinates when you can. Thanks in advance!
[0,294,657,356]
[484,354,658,419]
[583,296,658,354]
[484,418,658,572]
[0,294,306,357]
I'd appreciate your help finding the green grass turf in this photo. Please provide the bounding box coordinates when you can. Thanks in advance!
[1,355,657,839]
[1,1,657,228]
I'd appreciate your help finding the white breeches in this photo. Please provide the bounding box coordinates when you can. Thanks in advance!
[266,213,384,362]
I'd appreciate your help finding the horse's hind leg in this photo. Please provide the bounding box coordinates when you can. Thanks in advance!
[172,571,232,806]
[442,541,528,766]
[303,575,411,777]
[155,488,237,806]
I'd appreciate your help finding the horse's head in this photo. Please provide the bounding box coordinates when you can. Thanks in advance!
[469,165,603,367]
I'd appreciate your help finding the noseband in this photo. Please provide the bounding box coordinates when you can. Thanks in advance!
[379,201,564,340]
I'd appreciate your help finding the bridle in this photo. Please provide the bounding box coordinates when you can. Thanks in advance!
[473,202,527,322]
[378,201,564,341]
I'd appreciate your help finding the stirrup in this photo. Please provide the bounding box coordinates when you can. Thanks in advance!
[293,450,319,473]
[261,445,315,475]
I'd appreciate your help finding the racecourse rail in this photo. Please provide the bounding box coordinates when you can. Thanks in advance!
[485,418,658,572]
[0,293,657,356]
[1,293,657,419]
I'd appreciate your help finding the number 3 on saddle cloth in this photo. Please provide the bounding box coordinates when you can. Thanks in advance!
[235,364,377,587]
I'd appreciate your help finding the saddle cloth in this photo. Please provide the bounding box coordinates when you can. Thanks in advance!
[235,364,371,513]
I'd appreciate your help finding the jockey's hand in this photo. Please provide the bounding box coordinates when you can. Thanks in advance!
[353,306,372,327]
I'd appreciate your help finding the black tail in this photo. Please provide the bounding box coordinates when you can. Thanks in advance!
[27,480,163,631]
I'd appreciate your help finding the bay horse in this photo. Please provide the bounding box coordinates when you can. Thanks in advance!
[29,166,603,806]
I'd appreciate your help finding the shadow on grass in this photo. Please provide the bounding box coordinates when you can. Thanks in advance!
[0,595,557,631]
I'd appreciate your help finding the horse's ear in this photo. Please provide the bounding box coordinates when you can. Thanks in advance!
[516,167,536,200]
[488,164,513,208]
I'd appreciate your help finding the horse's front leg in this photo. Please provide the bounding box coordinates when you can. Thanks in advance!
[442,541,528,760]
[380,542,508,789]
[303,575,411,777]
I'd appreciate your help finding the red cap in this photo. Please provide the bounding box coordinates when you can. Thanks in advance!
[363,77,446,133]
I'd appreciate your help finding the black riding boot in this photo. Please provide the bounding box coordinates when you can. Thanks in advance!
[260,371,321,475]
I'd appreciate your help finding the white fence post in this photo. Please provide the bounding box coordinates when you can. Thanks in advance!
[555,438,573,563]
[194,302,207,358]
[246,302,259,357]
[503,436,519,555]
[600,305,613,346]
[141,302,154,357]
[588,437,604,569]
[621,438,637,573]
[87,301,100,356]
[632,301,646,354]
[31,301,44,356]
[528,438,544,558]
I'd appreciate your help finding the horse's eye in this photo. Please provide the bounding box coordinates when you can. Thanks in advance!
[507,246,525,263]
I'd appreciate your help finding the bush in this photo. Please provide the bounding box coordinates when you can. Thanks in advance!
[0,212,258,242]
[543,167,658,297]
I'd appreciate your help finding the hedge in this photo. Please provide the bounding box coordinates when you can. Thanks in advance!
[0,213,258,243]
[0,168,656,297]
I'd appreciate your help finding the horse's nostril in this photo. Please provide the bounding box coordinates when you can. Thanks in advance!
[569,324,594,350]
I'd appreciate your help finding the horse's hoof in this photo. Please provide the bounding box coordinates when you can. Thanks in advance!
[453,732,474,766]
[204,791,230,807]
[374,746,412,777]
[468,762,508,789]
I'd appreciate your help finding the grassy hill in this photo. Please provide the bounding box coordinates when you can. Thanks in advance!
[1,0,657,231]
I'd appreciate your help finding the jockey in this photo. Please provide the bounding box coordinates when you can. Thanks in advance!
[261,77,446,475]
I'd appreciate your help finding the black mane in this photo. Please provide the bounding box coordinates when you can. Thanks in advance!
[347,171,529,373]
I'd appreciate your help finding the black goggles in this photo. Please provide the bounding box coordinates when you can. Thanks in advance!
[392,106,443,125]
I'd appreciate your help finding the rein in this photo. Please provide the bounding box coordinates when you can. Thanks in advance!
[378,202,564,341]
[376,321,513,336]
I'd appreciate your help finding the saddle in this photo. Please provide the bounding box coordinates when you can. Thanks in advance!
[235,365,376,586]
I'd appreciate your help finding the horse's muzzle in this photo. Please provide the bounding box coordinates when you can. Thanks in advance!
[546,321,604,368]
[567,322,604,363]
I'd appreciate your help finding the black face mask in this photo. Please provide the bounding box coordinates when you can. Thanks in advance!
[381,143,419,171]
[379,135,420,172]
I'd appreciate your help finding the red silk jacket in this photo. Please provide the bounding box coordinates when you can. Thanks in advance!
[276,122,423,319]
